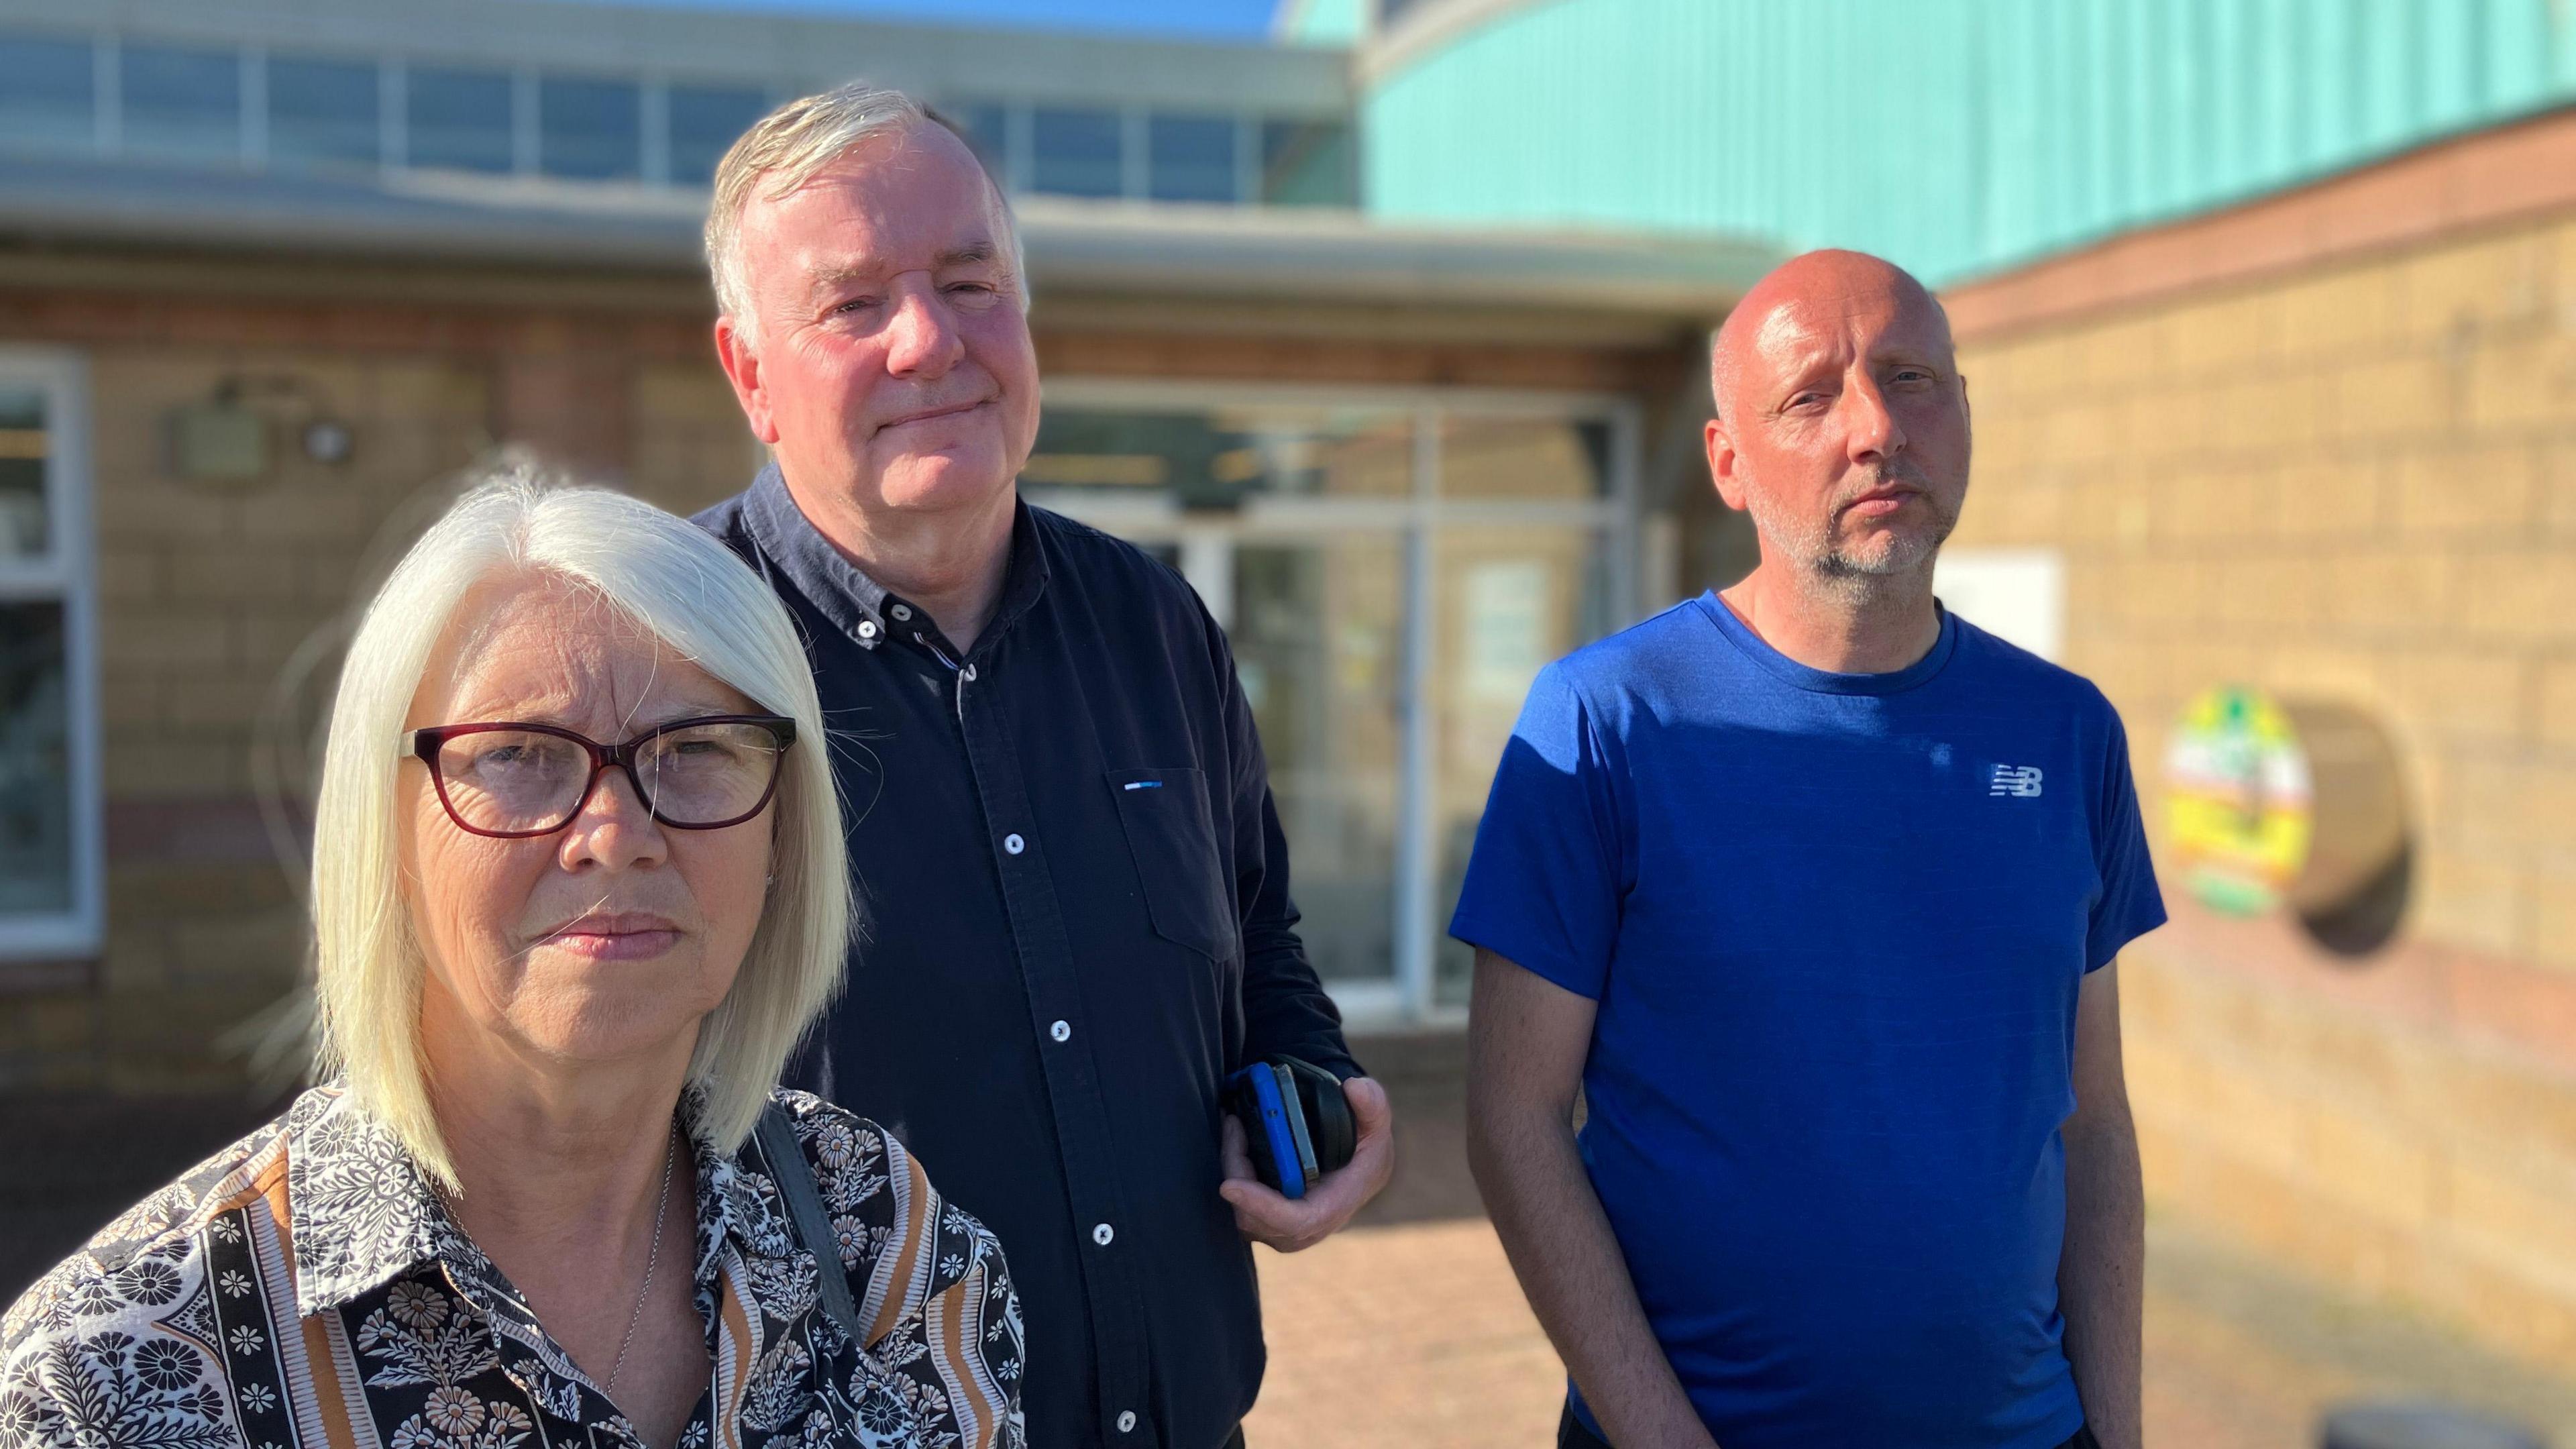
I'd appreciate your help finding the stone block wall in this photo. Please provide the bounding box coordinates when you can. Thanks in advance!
[1947,142,2576,1371]
[0,259,1695,1091]
[0,276,738,1091]
[1957,214,2576,971]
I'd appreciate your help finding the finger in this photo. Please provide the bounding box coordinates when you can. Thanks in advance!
[1340,1079,1395,1180]
[1220,1177,1326,1243]
[1220,1167,1331,1227]
[1344,1076,1394,1144]
[1218,1113,1255,1182]
[1332,1085,1394,1181]
[1218,1176,1291,1220]
[1276,1081,1396,1234]
[1291,1150,1378,1226]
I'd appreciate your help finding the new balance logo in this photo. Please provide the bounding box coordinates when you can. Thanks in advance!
[1990,765,2044,798]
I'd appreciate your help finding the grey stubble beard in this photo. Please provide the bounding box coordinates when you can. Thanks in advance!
[1745,480,1960,609]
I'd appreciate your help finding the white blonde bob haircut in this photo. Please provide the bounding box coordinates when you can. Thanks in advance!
[310,461,850,1189]
[703,79,1027,347]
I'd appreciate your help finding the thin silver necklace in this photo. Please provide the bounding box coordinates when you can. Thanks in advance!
[604,1124,678,1397]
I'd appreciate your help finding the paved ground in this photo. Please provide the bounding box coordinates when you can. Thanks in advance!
[9,1049,2575,1448]
[1252,1034,2576,1448]
[1245,1214,2576,1448]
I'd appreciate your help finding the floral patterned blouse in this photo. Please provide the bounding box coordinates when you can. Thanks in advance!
[0,1085,1026,1449]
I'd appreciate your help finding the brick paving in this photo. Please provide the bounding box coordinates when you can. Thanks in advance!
[1246,1219,1563,1449]
[11,1062,2576,1449]
[1245,1215,2576,1448]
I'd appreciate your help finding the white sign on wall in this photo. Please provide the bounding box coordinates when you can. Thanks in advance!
[1934,547,2065,661]
[1464,560,1550,702]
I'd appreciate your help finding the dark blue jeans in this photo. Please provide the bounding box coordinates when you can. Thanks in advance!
[1556,1401,2101,1449]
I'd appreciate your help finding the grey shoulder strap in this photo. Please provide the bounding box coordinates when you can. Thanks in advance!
[755,1102,865,1346]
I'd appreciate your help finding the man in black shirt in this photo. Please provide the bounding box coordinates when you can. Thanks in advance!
[693,83,1395,1449]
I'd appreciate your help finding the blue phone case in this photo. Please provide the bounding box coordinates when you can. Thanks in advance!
[1230,1063,1308,1201]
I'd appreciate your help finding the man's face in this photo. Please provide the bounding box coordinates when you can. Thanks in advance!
[718,123,1039,520]
[1707,265,1971,582]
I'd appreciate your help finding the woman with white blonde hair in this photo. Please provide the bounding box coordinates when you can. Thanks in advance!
[0,466,1026,1449]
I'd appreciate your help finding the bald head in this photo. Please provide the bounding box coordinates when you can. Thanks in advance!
[1711,250,1953,421]
[1699,247,1972,596]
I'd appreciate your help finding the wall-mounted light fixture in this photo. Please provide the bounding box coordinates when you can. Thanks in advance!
[301,418,355,464]
[171,396,268,481]
[168,376,356,484]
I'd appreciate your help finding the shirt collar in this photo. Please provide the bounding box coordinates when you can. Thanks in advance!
[284,1085,445,1318]
[287,1082,755,1322]
[682,1086,761,1292]
[740,460,1053,659]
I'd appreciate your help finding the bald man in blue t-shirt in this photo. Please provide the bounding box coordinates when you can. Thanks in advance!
[1454,250,2163,1449]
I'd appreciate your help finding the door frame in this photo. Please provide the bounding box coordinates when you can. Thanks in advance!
[1028,376,1643,1027]
[0,347,101,967]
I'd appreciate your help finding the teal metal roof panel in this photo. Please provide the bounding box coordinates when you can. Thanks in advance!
[1275,0,1369,45]
[1359,0,2576,285]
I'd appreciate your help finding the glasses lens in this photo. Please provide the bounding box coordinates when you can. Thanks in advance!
[634,720,783,826]
[434,729,590,834]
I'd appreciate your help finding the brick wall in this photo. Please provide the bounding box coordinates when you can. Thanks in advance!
[0,276,739,1090]
[0,260,1693,1090]
[6,347,496,1089]
[1949,167,2576,1368]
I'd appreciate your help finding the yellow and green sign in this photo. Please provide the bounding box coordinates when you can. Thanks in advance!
[2165,686,2314,916]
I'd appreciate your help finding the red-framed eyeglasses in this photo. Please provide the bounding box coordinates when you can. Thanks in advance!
[403,714,796,839]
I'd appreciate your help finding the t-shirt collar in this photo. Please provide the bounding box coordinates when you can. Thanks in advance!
[1695,590,1959,696]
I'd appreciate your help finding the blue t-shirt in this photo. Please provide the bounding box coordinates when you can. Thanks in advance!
[1450,594,2165,1449]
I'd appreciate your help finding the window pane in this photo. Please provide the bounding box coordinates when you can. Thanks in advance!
[1234,538,1401,984]
[540,74,639,180]
[1260,117,1356,207]
[123,45,239,164]
[948,101,1008,180]
[0,390,47,559]
[1024,407,1409,506]
[0,34,95,150]
[1030,107,1120,198]
[406,65,512,172]
[1439,416,1611,499]
[1432,525,1614,1006]
[0,599,72,917]
[1148,113,1236,203]
[667,83,764,186]
[269,55,377,170]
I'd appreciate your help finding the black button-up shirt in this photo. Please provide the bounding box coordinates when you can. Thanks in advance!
[698,467,1360,1449]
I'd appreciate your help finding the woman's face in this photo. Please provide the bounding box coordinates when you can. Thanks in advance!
[401,576,774,1076]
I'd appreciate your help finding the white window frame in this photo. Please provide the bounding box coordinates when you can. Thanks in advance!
[1027,376,1642,1028]
[0,347,100,963]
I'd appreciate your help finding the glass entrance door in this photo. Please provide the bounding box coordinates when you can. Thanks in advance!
[1027,383,1635,1024]
[1232,535,1403,992]
[1116,529,1406,1011]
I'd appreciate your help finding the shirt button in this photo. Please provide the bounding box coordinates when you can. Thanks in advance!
[1092,1222,1114,1247]
[1004,833,1025,855]
[889,603,912,621]
[1116,1411,1137,1434]
[856,619,878,639]
[1050,1020,1071,1042]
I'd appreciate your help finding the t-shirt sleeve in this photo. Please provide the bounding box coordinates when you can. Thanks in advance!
[2086,704,2168,971]
[1447,661,1631,1000]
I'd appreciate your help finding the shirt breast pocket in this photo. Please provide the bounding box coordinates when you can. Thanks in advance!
[1106,767,1234,962]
